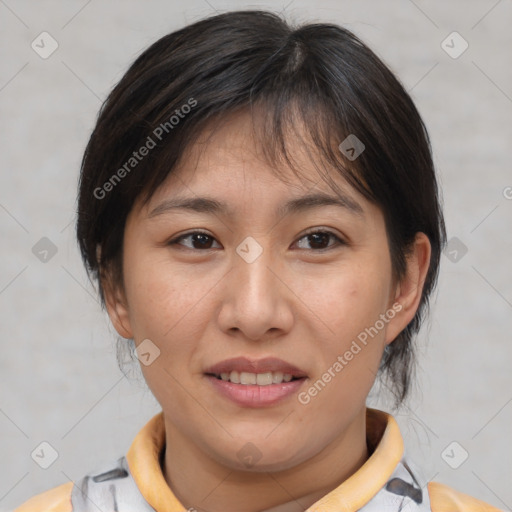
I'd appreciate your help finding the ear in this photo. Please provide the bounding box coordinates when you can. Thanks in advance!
[101,265,134,340]
[385,232,431,344]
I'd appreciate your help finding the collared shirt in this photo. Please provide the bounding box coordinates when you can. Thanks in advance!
[14,408,501,511]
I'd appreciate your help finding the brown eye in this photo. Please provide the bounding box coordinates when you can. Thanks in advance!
[295,230,346,251]
[168,229,346,252]
[169,231,221,250]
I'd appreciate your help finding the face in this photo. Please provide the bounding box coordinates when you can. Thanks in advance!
[105,110,427,472]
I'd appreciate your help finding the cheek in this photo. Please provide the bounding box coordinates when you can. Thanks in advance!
[123,251,203,340]
[295,277,389,424]
[297,256,392,397]
[304,258,392,341]
[123,257,208,407]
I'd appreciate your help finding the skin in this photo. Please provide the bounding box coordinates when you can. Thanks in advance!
[104,110,431,512]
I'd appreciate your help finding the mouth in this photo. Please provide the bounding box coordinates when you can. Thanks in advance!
[204,356,308,383]
[203,357,308,407]
[206,370,305,385]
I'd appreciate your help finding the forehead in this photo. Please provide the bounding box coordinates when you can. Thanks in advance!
[145,109,366,212]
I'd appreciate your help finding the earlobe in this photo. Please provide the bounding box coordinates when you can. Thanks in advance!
[101,269,133,340]
[385,233,431,344]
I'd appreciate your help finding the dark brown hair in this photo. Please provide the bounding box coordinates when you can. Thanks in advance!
[76,9,446,407]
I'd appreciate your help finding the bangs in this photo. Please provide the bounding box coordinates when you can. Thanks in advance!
[134,37,380,212]
[137,98,372,213]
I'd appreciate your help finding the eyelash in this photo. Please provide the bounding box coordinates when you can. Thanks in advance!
[167,228,347,252]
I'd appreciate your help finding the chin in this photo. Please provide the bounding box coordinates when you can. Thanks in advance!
[227,454,304,474]
[211,439,308,473]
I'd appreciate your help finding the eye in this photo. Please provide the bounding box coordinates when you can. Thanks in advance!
[294,229,346,251]
[168,229,346,252]
[168,231,221,250]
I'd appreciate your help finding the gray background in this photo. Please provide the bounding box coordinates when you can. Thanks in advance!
[1,0,511,510]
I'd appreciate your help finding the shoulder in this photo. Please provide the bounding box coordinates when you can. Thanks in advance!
[13,481,73,512]
[428,481,503,512]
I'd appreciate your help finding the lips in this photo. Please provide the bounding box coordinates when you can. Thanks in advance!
[204,356,308,378]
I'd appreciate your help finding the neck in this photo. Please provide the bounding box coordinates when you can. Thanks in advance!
[162,408,369,512]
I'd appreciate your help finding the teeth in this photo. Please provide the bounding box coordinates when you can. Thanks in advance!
[240,372,257,385]
[256,372,273,385]
[216,371,296,385]
[272,371,284,383]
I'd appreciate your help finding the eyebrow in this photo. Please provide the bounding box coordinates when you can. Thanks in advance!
[148,191,364,219]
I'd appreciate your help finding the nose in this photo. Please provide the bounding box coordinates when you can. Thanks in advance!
[216,239,294,341]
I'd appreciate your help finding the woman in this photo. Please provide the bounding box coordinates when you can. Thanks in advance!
[15,9,500,512]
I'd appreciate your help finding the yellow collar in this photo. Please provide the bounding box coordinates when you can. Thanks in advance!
[126,407,403,512]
